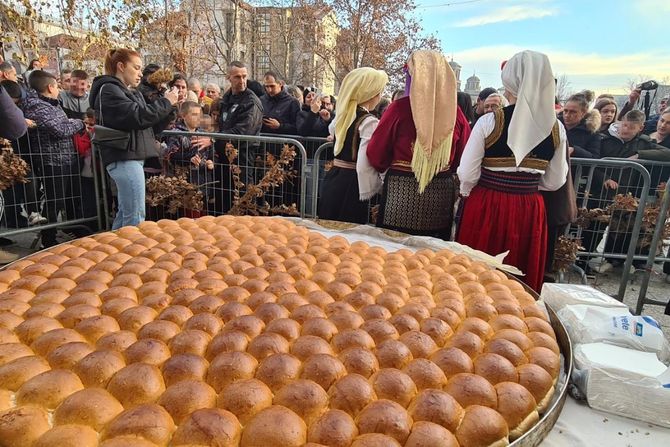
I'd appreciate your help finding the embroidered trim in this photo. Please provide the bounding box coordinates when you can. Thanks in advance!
[481,157,549,170]
[551,121,560,149]
[391,160,450,173]
[333,159,356,170]
[484,109,505,149]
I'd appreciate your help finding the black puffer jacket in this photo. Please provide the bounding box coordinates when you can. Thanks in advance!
[296,106,332,137]
[89,75,174,167]
[260,89,300,135]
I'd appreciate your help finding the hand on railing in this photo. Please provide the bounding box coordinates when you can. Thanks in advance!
[604,179,619,190]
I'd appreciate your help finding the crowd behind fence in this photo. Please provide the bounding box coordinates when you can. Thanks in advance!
[2,131,670,314]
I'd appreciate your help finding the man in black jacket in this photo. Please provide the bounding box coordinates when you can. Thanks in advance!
[297,94,333,138]
[214,61,263,213]
[260,71,300,135]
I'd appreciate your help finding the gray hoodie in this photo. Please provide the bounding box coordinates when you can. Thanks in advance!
[59,91,90,119]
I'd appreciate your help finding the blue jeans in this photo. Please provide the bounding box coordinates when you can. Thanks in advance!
[107,160,145,230]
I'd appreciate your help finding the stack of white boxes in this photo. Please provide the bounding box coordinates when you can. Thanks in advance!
[541,283,670,427]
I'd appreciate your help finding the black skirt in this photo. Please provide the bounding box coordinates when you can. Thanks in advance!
[319,166,370,224]
[376,170,458,240]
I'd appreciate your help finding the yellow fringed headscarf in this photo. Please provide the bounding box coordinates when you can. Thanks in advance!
[407,50,457,193]
[334,67,388,156]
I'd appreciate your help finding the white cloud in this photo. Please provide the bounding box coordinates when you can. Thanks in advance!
[455,5,558,27]
[450,45,670,94]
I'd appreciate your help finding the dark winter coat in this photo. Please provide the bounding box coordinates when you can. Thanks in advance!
[137,81,176,136]
[0,86,27,140]
[260,89,300,135]
[218,88,263,135]
[19,91,83,167]
[296,106,332,138]
[164,122,214,190]
[600,132,670,160]
[89,75,174,167]
[563,114,602,159]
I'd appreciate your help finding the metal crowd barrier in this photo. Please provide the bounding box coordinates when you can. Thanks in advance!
[566,157,652,301]
[141,131,310,221]
[1,132,103,248]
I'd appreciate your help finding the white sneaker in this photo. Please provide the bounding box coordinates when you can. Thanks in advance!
[27,212,47,226]
[0,249,19,265]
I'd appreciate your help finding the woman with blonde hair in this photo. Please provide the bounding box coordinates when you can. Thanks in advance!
[319,67,388,223]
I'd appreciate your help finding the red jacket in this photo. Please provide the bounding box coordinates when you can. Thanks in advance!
[367,96,471,173]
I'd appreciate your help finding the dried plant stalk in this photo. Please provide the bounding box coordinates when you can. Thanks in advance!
[146,173,204,215]
[553,236,583,272]
[0,143,30,191]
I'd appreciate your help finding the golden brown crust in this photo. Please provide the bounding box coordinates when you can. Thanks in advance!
[171,408,241,446]
[240,405,306,447]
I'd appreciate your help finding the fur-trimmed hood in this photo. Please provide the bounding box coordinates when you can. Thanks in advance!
[583,109,601,133]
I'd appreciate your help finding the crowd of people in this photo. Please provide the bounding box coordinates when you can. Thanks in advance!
[1,48,669,293]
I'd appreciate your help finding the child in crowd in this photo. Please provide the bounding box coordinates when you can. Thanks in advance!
[164,101,215,216]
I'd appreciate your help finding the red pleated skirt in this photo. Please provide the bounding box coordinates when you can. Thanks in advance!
[457,184,547,292]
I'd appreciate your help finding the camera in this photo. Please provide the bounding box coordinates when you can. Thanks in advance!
[637,80,659,91]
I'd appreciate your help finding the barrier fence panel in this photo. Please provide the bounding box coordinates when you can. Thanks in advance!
[567,158,652,301]
[261,134,328,218]
[128,131,310,223]
[1,130,103,247]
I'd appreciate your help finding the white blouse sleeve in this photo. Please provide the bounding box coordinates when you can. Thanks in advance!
[539,121,569,191]
[457,113,495,197]
[356,115,383,200]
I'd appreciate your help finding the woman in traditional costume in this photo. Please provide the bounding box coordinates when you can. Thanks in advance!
[456,50,568,292]
[367,50,471,239]
[319,67,388,224]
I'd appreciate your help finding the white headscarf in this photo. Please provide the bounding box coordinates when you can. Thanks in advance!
[501,50,556,165]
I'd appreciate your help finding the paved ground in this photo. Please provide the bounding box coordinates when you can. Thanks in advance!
[3,228,670,340]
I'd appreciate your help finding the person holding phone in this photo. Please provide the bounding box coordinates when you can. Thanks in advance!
[90,48,178,229]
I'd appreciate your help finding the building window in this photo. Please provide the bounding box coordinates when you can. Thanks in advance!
[225,12,235,41]
[257,45,270,73]
[258,13,270,34]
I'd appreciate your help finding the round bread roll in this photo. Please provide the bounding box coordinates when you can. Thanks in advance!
[495,381,539,440]
[206,330,250,360]
[527,346,560,378]
[106,362,166,408]
[96,330,138,352]
[355,399,412,444]
[15,316,63,345]
[307,409,358,447]
[403,358,448,390]
[0,389,11,412]
[444,373,497,409]
[158,380,217,424]
[375,339,413,370]
[370,368,417,408]
[474,352,519,385]
[407,388,464,432]
[47,341,94,370]
[291,335,334,361]
[54,387,124,430]
[300,317,338,341]
[405,421,460,447]
[74,350,126,388]
[274,379,329,425]
[207,351,258,393]
[455,405,509,447]
[158,305,194,327]
[491,329,533,352]
[34,424,99,447]
[171,408,241,447]
[101,403,176,446]
[240,405,307,447]
[445,331,484,358]
[527,331,560,355]
[31,328,87,357]
[161,353,209,386]
[419,317,453,347]
[389,313,420,335]
[291,304,327,324]
[255,353,302,392]
[350,433,402,447]
[264,318,301,342]
[332,328,376,353]
[329,310,365,331]
[517,363,554,412]
[300,353,347,391]
[217,378,274,425]
[168,329,212,357]
[137,320,181,344]
[328,373,376,417]
[253,302,289,324]
[17,369,84,409]
[359,305,392,321]
[0,405,50,447]
[484,338,529,367]
[221,314,262,338]
[125,338,171,366]
[338,347,379,378]
[216,302,253,323]
[98,436,160,447]
[75,315,121,343]
[0,355,50,391]
[247,332,291,360]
